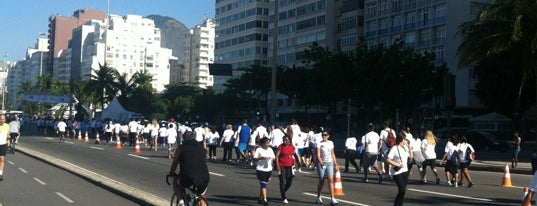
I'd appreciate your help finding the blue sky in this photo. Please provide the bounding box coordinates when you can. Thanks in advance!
[0,0,215,61]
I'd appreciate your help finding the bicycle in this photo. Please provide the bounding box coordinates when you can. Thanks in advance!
[166,173,208,206]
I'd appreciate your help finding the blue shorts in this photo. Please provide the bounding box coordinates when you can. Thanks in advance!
[237,143,248,152]
[296,148,304,155]
[316,162,335,178]
[513,148,521,158]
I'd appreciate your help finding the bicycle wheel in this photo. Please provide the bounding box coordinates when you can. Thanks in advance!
[170,193,179,206]
[193,196,208,206]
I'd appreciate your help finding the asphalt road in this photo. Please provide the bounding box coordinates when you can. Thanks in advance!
[2,134,534,206]
[0,148,137,206]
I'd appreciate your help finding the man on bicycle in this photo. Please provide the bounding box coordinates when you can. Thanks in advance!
[0,114,11,181]
[169,131,210,206]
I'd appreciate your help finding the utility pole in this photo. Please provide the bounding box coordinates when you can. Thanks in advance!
[270,0,279,124]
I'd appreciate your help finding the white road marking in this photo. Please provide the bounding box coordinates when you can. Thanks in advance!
[128,154,150,160]
[90,146,104,150]
[18,168,28,173]
[8,160,14,165]
[64,141,74,144]
[56,192,75,203]
[209,172,224,177]
[33,177,46,185]
[46,137,54,141]
[303,192,372,206]
[408,188,493,202]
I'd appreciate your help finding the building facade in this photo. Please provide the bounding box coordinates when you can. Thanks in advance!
[183,17,216,89]
[47,9,105,75]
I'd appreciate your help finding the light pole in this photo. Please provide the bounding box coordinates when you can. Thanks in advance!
[1,54,7,112]
[270,0,279,124]
[39,32,47,77]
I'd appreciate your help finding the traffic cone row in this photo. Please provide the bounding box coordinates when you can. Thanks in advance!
[501,162,512,187]
[334,167,345,196]
[84,131,89,143]
[95,133,100,144]
[134,138,141,154]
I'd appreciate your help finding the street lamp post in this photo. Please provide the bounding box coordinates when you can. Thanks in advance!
[1,54,7,112]
[270,0,279,124]
[39,32,47,77]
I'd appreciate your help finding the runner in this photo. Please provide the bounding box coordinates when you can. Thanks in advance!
[0,114,10,181]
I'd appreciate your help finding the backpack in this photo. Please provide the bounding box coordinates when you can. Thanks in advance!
[385,129,396,148]
[466,146,476,161]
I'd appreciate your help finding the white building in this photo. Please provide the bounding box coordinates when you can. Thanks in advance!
[70,15,175,92]
[183,17,216,89]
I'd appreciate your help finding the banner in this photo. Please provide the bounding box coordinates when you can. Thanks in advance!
[24,94,71,104]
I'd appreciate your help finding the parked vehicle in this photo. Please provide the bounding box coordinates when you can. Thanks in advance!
[464,131,508,152]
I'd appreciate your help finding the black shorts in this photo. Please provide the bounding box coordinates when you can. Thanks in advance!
[0,144,7,156]
[256,170,272,182]
[423,159,437,169]
[178,175,209,195]
[445,160,458,175]
[10,133,18,139]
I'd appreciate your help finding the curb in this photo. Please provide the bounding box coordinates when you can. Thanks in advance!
[16,145,168,206]
[467,161,533,175]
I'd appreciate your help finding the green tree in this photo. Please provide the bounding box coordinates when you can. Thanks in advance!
[87,64,119,109]
[457,0,537,113]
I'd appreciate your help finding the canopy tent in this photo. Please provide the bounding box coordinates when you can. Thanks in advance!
[99,97,143,123]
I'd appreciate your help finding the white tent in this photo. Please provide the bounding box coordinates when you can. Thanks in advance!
[469,112,512,132]
[100,97,143,123]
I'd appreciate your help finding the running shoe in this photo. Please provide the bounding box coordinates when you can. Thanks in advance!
[315,197,323,204]
[330,198,339,205]
[283,199,288,204]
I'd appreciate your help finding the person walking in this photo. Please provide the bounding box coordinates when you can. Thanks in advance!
[440,134,460,187]
[406,127,424,182]
[386,129,411,206]
[0,114,10,181]
[275,135,300,204]
[421,130,440,184]
[219,124,235,162]
[512,132,522,168]
[254,137,275,206]
[362,123,383,183]
[344,131,359,173]
[314,130,339,205]
[457,135,475,187]
[167,123,178,159]
[206,126,220,160]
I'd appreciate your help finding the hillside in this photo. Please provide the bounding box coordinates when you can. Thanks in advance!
[146,15,189,62]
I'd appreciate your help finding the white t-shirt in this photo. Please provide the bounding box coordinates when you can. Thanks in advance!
[388,145,410,176]
[364,131,380,154]
[254,147,275,172]
[318,140,335,163]
[128,121,138,133]
[445,141,458,161]
[206,131,220,145]
[379,128,396,151]
[222,129,235,143]
[270,129,284,148]
[57,121,67,132]
[410,138,422,152]
[345,137,358,150]
[256,126,268,138]
[421,139,437,159]
[457,142,475,163]
[293,132,306,149]
[167,127,177,144]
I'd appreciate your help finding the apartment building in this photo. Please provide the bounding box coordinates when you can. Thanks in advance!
[363,0,489,108]
[183,17,216,89]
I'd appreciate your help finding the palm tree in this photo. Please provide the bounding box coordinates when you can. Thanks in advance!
[87,64,119,109]
[457,0,537,110]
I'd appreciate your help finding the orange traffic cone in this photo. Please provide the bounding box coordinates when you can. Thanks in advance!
[95,133,100,144]
[501,163,512,187]
[116,136,122,150]
[77,131,82,141]
[334,167,345,196]
[84,131,89,143]
[134,139,141,154]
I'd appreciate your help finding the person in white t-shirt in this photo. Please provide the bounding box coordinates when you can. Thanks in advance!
[386,129,412,206]
[344,131,359,173]
[314,130,339,205]
[253,137,275,206]
[362,123,383,183]
[56,119,67,143]
[421,130,440,184]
